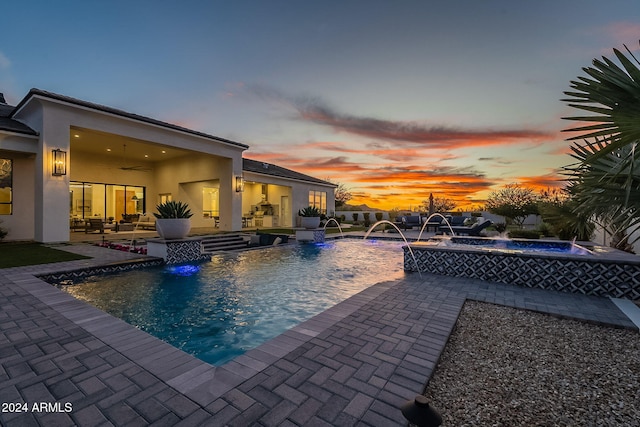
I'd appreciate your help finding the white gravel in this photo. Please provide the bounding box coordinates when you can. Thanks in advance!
[423,301,640,427]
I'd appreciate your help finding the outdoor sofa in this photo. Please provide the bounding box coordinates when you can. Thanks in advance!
[442,218,493,236]
[136,214,156,230]
[395,215,422,230]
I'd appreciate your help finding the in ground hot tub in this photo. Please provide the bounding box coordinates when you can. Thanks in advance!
[404,236,640,300]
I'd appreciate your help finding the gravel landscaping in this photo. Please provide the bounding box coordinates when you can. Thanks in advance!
[423,301,640,427]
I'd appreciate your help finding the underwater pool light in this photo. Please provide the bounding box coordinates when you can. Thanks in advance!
[165,264,201,276]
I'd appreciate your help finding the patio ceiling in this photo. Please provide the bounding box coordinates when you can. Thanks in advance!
[69,127,192,166]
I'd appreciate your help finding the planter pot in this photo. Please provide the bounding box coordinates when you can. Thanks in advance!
[156,218,191,239]
[301,216,321,229]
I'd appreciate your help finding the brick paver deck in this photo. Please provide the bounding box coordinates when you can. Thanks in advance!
[1,242,637,426]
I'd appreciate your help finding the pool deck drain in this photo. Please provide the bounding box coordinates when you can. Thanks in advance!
[0,243,637,426]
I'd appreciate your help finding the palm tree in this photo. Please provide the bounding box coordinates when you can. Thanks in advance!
[562,41,640,249]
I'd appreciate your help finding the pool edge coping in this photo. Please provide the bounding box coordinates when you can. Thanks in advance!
[6,261,404,408]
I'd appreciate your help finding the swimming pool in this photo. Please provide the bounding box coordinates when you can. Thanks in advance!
[59,239,405,365]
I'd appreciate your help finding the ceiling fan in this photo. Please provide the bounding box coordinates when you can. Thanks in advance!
[119,144,152,172]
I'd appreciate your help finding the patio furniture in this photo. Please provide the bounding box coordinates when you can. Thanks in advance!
[70,217,85,232]
[136,214,156,230]
[438,215,468,234]
[422,216,443,232]
[85,218,105,233]
[395,215,422,230]
[448,219,493,236]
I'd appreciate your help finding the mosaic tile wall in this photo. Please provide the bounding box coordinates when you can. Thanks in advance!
[163,240,210,264]
[39,259,164,286]
[404,246,640,300]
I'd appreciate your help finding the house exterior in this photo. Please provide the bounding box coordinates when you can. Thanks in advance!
[0,89,335,243]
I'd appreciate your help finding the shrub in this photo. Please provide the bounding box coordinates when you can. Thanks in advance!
[486,183,539,227]
[493,222,507,233]
[537,222,554,237]
[375,212,383,222]
[363,212,371,227]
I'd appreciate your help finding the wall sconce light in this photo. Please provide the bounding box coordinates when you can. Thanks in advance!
[236,176,245,192]
[52,149,67,176]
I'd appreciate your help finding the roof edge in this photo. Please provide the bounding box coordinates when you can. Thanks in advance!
[11,88,249,150]
[243,158,336,187]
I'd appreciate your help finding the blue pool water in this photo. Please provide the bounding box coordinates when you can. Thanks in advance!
[446,236,591,255]
[60,239,405,365]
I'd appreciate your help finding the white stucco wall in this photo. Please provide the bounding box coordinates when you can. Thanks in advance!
[0,155,35,240]
[10,94,246,240]
[243,171,335,227]
[0,130,38,241]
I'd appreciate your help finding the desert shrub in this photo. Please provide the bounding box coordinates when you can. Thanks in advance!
[493,222,507,233]
[363,212,371,227]
[537,222,554,237]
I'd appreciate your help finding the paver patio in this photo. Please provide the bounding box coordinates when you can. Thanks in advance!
[0,241,637,426]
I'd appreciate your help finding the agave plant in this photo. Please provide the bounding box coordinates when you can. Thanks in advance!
[298,206,321,217]
[154,200,193,219]
[562,41,640,248]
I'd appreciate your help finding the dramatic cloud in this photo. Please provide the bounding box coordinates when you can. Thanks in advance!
[244,85,564,210]
[297,103,551,148]
[516,174,566,191]
[246,84,554,149]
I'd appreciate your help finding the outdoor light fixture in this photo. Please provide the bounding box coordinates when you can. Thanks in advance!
[400,395,442,427]
[236,176,245,192]
[52,149,67,176]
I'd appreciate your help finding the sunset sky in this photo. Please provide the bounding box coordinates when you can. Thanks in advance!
[2,1,639,210]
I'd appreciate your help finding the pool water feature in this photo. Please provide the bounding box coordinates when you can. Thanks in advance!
[433,236,592,255]
[405,236,640,300]
[59,239,405,365]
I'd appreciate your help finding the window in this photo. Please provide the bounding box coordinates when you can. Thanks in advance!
[0,159,12,215]
[70,182,145,220]
[308,190,327,214]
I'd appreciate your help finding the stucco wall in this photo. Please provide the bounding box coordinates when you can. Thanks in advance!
[0,156,35,240]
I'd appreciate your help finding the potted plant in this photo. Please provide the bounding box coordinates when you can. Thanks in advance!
[153,200,193,239]
[298,205,322,229]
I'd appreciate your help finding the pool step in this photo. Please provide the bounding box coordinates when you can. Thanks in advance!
[201,234,248,253]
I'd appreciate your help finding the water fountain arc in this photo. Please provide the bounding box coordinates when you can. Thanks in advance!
[129,214,144,252]
[322,218,345,239]
[364,220,422,277]
[417,213,454,241]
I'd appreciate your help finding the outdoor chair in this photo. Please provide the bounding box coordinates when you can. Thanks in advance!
[85,218,105,233]
[448,219,493,236]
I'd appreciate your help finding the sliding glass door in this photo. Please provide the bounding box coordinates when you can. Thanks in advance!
[70,182,145,221]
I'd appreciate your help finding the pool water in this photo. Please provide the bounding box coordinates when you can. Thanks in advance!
[60,239,405,365]
[441,236,591,255]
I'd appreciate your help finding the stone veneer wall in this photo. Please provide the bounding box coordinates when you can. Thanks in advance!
[404,246,640,301]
